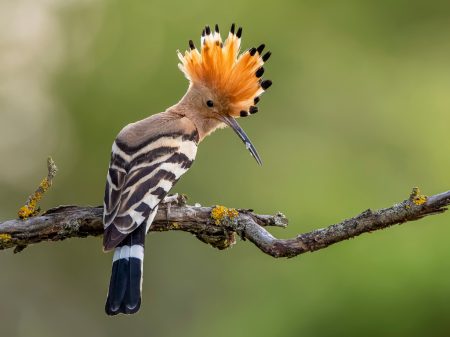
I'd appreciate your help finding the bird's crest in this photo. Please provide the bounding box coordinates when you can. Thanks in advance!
[177,24,272,117]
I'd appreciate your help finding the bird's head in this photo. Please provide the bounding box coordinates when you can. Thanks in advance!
[177,24,272,165]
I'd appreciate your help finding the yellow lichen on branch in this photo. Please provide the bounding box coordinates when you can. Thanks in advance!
[0,233,12,243]
[211,205,239,225]
[409,187,428,206]
[18,157,58,219]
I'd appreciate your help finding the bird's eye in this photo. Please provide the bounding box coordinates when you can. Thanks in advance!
[206,100,214,108]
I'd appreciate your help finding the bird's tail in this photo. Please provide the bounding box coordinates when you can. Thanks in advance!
[105,225,145,315]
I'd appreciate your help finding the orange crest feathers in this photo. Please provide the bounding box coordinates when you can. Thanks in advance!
[178,24,272,117]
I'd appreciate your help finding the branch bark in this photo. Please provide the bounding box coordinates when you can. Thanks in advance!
[1,190,449,256]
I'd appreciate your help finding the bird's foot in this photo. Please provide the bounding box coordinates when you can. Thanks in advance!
[162,193,179,204]
[162,193,187,206]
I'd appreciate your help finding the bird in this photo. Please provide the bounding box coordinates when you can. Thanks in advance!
[103,23,272,315]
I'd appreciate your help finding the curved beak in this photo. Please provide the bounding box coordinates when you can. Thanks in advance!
[220,115,262,165]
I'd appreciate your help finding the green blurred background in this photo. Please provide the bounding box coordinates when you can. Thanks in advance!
[1,0,450,336]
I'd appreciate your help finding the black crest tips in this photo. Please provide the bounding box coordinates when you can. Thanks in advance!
[249,106,258,114]
[236,27,243,38]
[205,25,211,35]
[189,40,195,50]
[262,51,271,62]
[255,67,265,78]
[254,96,260,104]
[240,110,249,117]
[230,23,236,34]
[257,44,265,54]
[202,29,206,37]
[215,24,219,33]
[249,47,257,56]
[261,80,272,90]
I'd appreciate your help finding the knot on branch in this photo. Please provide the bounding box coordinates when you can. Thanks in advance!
[190,205,240,250]
[194,230,237,250]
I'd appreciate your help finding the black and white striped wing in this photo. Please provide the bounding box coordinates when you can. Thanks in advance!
[103,152,127,231]
[103,134,197,250]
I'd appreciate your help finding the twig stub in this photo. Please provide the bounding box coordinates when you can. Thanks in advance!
[17,157,58,219]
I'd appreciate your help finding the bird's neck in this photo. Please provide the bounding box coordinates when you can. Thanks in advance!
[186,114,224,142]
[166,93,224,142]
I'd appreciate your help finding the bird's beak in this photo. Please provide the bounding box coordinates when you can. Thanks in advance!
[220,115,262,165]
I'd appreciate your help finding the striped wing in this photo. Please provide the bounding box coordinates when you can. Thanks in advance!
[103,130,198,250]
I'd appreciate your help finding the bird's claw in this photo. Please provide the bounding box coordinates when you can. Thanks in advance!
[163,193,179,205]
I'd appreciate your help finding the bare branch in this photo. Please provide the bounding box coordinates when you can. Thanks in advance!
[0,189,449,257]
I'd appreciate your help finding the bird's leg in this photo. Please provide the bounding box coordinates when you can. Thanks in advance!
[161,194,181,224]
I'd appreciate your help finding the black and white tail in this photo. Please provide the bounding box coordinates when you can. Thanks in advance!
[105,225,146,315]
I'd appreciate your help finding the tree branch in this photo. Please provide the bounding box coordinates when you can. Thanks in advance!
[0,189,449,256]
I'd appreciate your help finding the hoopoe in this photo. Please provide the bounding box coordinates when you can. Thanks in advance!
[103,23,272,315]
